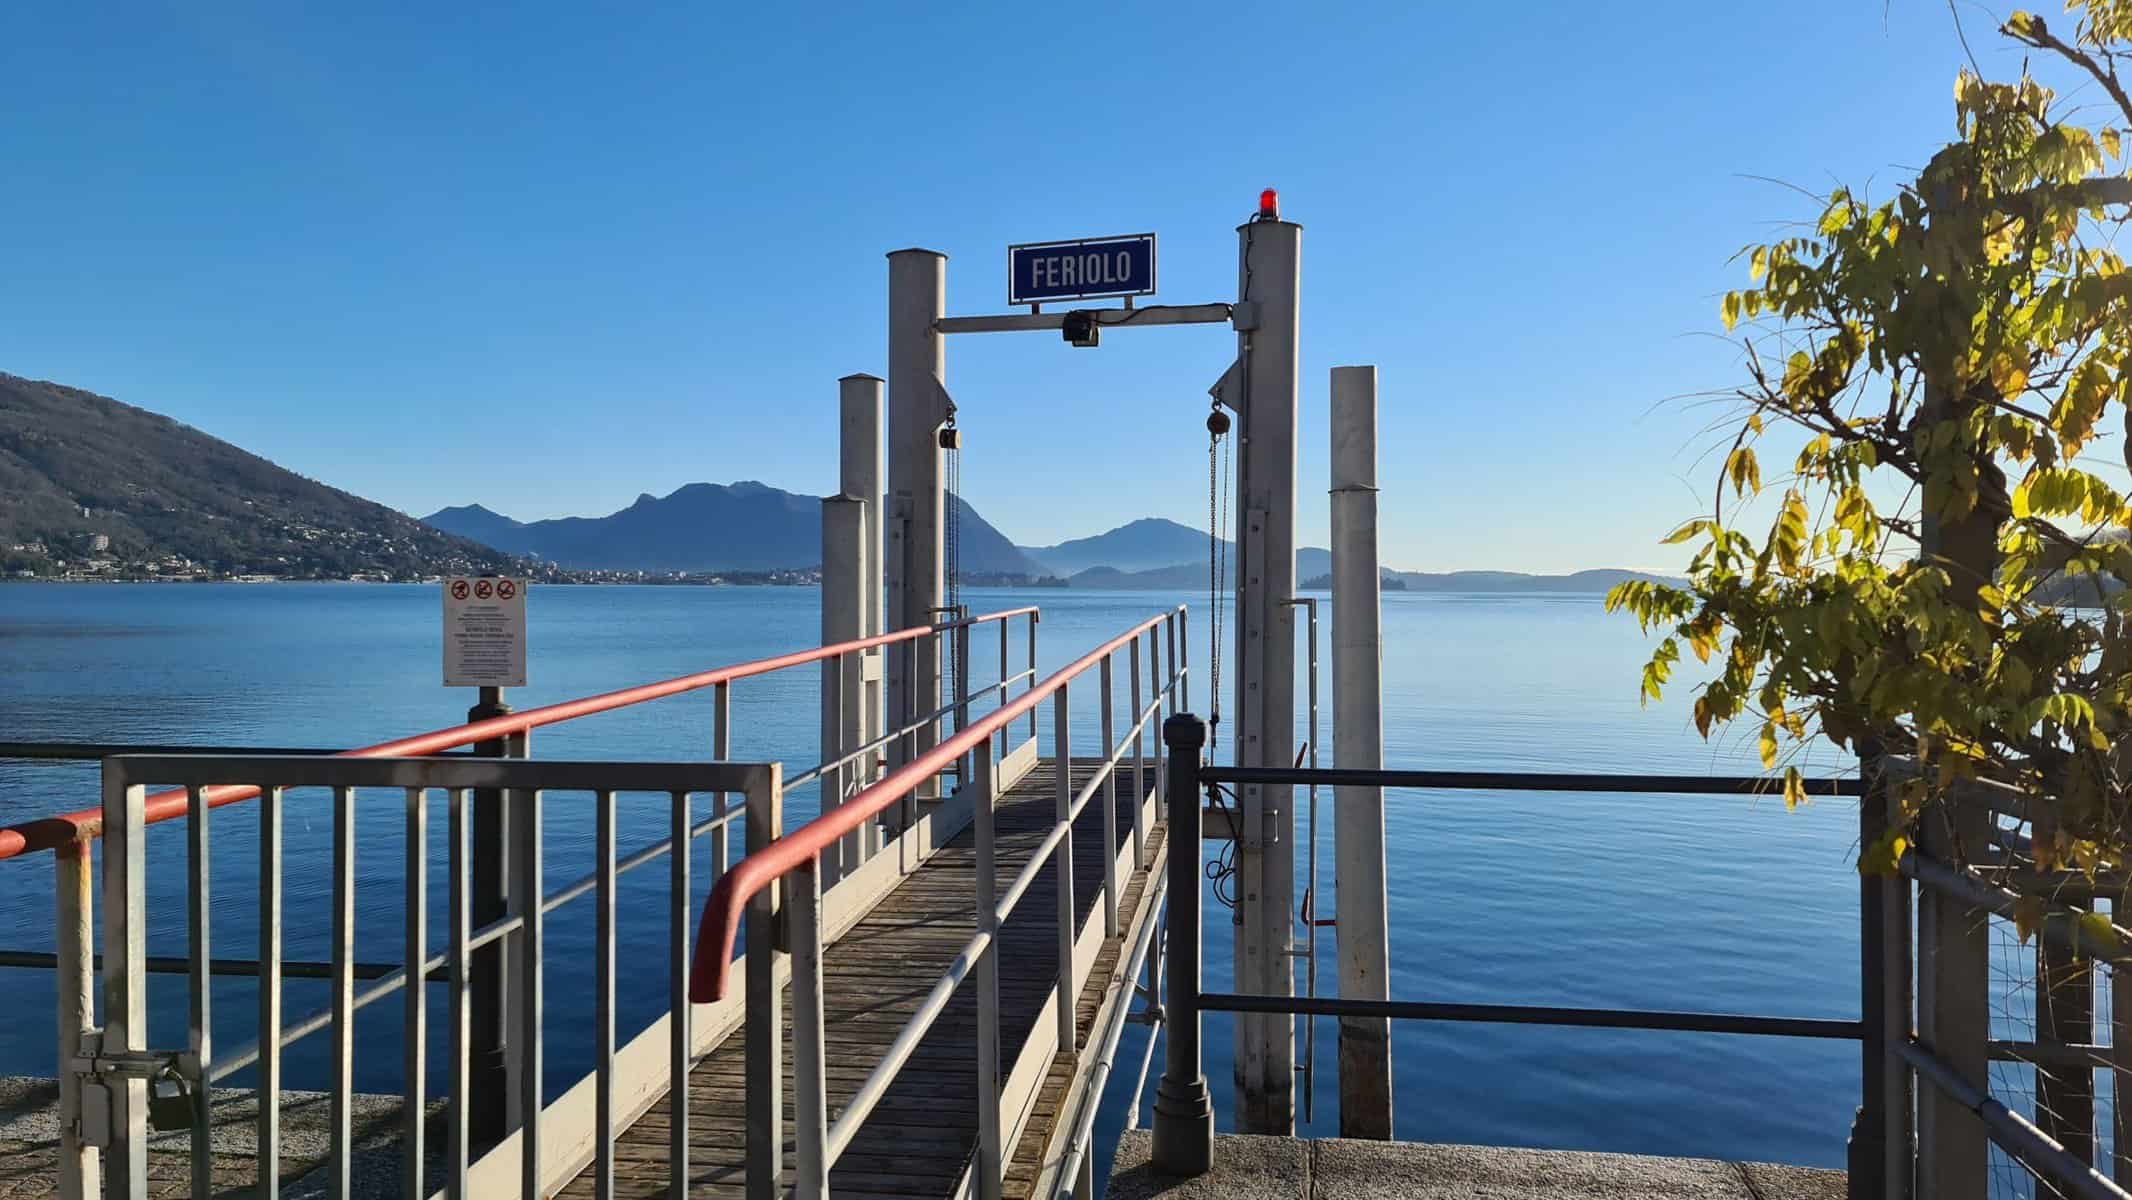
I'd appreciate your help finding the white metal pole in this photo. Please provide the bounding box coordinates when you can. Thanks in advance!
[839,373,885,763]
[1232,211,1301,1135]
[886,250,947,801]
[101,772,148,1199]
[55,842,97,1200]
[1329,364,1392,1138]
[822,494,867,880]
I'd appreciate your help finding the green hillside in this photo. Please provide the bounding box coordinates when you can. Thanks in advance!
[0,372,519,580]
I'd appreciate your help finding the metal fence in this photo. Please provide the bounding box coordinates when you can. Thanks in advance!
[89,753,772,1200]
[1145,714,2132,1200]
[8,604,1042,1200]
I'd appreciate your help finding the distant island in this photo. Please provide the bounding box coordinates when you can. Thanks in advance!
[1,369,1674,592]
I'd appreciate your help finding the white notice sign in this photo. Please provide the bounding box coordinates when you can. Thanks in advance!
[442,576,526,687]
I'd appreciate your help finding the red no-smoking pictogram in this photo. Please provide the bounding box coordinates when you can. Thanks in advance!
[474,579,494,600]
[497,579,518,599]
[450,580,470,600]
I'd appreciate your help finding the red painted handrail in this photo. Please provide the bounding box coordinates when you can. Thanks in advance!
[687,607,1180,1004]
[0,606,1040,862]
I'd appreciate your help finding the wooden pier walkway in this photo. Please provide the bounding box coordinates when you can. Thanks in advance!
[559,757,1165,1200]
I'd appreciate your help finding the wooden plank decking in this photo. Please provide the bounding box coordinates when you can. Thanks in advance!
[559,757,1164,1200]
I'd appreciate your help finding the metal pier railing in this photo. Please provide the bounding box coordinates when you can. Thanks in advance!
[3,605,1045,1200]
[1147,716,2132,1200]
[686,606,1188,1200]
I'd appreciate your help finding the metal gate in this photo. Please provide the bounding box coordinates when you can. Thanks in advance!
[81,753,777,1200]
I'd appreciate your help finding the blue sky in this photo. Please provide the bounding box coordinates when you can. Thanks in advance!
[0,2,1998,571]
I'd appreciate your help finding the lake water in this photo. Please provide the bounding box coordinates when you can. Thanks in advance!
[0,582,1867,1180]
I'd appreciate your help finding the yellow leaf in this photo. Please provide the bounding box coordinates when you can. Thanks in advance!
[1758,721,1778,770]
[2106,128,2123,159]
[1989,356,2030,397]
[1661,520,1706,546]
[1726,446,1761,496]
[1782,766,1807,810]
[1721,292,1742,333]
[2013,895,2046,946]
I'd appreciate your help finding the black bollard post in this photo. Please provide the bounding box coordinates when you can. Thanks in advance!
[1152,713,1213,1176]
[1847,740,1893,1200]
[468,685,513,1150]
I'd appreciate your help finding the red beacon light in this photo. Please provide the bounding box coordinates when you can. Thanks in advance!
[1257,188,1280,221]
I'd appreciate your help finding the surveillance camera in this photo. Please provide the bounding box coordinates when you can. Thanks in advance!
[1063,311,1099,348]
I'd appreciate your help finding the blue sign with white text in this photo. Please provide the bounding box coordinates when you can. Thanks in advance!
[1008,234,1157,306]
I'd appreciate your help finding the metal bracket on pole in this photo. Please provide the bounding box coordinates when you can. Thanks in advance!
[1209,360,1243,415]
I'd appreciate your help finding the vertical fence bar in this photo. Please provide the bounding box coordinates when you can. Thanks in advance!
[595,788,617,1200]
[746,770,785,1200]
[331,786,356,1199]
[1879,759,1915,1200]
[1916,798,1988,1200]
[500,726,530,1141]
[1151,715,1212,1175]
[1152,626,1167,815]
[101,770,147,1200]
[1851,750,1891,1200]
[403,787,428,1200]
[258,785,284,1200]
[1054,682,1078,1057]
[998,618,1012,760]
[715,679,733,879]
[972,741,1004,1200]
[1129,637,1147,867]
[670,789,691,1200]
[2116,953,2132,1184]
[823,650,848,884]
[187,785,214,1200]
[55,838,97,1200]
[1178,607,1190,714]
[1099,655,1119,937]
[1027,614,1040,744]
[448,788,472,1198]
[516,785,544,1200]
[956,621,974,786]
[792,856,829,1200]
[2037,796,2096,1167]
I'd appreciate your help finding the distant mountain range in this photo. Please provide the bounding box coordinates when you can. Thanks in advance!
[426,500,1673,593]
[424,486,1044,575]
[1020,517,1215,576]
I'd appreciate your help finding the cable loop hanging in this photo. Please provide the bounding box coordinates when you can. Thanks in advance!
[1207,401,1231,750]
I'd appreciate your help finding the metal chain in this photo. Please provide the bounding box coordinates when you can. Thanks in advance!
[1208,407,1229,749]
[943,409,961,689]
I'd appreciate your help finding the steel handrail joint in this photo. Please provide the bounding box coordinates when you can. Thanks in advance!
[686,605,1186,1003]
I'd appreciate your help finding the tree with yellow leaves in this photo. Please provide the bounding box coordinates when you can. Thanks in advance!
[1613,2,2132,875]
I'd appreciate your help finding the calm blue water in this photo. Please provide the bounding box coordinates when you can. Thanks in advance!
[0,583,1861,1177]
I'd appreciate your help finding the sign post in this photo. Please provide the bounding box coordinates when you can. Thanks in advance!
[442,574,527,1151]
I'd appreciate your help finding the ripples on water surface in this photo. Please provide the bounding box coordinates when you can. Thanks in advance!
[0,583,1866,1174]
